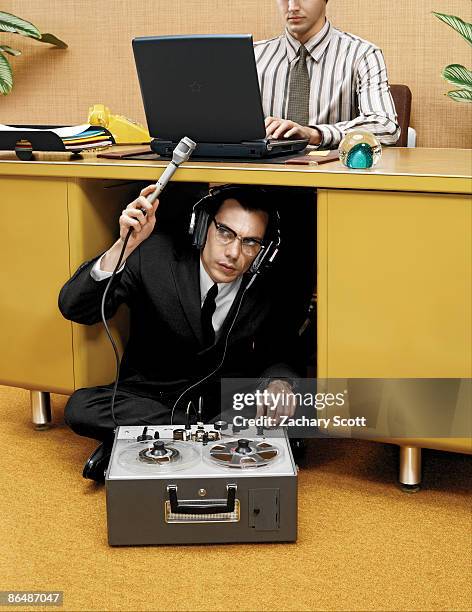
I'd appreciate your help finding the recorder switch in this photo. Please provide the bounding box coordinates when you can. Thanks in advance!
[137,426,152,442]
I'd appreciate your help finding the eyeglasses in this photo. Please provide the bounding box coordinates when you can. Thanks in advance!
[212,219,264,257]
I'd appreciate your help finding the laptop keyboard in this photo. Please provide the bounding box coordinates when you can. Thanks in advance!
[268,137,305,144]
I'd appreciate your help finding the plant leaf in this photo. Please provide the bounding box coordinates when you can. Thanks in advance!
[0,51,13,94]
[442,64,472,90]
[446,89,472,103]
[38,33,68,48]
[0,11,41,39]
[432,12,472,47]
[0,45,21,56]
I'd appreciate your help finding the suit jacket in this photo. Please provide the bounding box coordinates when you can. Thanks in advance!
[58,232,302,403]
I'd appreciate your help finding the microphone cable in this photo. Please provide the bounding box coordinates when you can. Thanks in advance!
[169,224,282,424]
[169,283,250,425]
[98,137,196,427]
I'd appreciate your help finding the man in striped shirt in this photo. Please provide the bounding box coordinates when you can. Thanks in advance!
[255,0,400,148]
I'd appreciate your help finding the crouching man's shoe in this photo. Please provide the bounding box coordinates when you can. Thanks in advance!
[289,437,307,460]
[82,442,112,483]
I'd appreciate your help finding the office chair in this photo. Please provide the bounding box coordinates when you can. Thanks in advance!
[390,84,414,147]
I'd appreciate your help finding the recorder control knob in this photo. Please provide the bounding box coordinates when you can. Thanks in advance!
[137,426,152,442]
[153,431,160,439]
[236,439,252,454]
[150,440,167,456]
[214,421,228,431]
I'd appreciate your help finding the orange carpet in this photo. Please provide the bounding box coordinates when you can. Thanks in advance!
[0,385,470,612]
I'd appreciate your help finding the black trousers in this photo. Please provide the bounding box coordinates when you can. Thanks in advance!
[64,385,190,444]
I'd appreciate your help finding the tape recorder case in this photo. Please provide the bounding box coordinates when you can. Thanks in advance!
[106,423,297,546]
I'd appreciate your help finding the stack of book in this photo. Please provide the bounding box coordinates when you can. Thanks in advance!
[0,123,114,153]
[59,125,114,151]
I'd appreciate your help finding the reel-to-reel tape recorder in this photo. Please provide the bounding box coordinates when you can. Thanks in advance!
[106,423,298,545]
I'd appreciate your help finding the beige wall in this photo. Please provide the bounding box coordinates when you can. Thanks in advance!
[0,0,471,148]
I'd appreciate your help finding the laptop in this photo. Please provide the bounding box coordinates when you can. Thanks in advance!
[132,34,308,159]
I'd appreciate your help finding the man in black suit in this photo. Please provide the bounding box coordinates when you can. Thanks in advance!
[59,184,301,481]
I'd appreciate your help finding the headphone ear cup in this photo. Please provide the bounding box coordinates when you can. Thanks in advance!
[249,250,263,275]
[194,209,210,249]
[189,190,223,248]
[250,242,273,275]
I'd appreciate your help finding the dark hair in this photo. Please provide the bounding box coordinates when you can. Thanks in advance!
[212,185,271,216]
[210,185,276,241]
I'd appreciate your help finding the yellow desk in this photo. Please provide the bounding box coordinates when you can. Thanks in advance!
[1,147,470,483]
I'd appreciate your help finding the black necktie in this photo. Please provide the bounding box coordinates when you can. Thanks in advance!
[201,283,218,346]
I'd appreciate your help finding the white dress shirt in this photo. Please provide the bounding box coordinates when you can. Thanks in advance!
[254,20,399,148]
[199,260,242,339]
[91,254,124,281]
[91,255,242,340]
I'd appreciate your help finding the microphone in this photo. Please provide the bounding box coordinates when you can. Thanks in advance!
[126,136,196,234]
[146,136,196,205]
[102,136,196,428]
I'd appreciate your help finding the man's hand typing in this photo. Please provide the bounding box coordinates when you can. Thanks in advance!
[265,116,322,145]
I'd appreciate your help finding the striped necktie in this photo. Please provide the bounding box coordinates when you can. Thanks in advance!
[286,44,310,126]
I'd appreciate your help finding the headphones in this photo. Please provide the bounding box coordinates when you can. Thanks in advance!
[188,184,281,278]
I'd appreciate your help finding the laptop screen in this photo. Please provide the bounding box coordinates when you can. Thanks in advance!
[132,34,267,143]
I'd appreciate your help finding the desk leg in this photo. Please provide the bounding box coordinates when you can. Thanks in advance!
[30,391,51,430]
[399,446,422,492]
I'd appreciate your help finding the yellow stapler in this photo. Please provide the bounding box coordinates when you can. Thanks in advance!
[87,104,151,144]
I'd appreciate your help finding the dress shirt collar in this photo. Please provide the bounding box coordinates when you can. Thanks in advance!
[199,258,242,305]
[285,19,333,63]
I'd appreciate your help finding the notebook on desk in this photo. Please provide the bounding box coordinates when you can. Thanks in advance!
[132,34,308,159]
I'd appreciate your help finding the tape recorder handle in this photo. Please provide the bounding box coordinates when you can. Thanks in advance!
[167,484,237,515]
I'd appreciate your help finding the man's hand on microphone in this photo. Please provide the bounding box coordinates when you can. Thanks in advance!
[119,184,159,247]
[100,185,160,272]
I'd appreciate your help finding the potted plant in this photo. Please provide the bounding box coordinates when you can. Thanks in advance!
[433,11,472,102]
[0,11,67,95]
